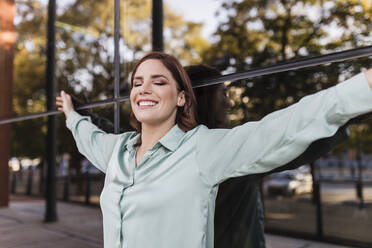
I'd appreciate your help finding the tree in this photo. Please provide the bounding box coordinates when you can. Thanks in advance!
[12,0,209,167]
[203,0,372,152]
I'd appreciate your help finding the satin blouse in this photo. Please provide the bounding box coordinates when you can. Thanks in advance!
[66,73,372,248]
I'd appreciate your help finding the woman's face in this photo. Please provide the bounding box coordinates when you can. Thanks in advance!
[130,59,185,127]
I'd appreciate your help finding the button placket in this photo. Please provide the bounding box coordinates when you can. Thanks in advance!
[119,149,136,248]
[135,143,159,170]
[128,149,136,183]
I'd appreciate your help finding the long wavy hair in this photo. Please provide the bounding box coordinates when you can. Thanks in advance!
[129,52,198,132]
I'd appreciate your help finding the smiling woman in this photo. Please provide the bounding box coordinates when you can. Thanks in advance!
[55,51,372,248]
[128,53,198,165]
[129,53,197,134]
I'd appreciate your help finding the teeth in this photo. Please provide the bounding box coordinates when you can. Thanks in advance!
[139,101,157,106]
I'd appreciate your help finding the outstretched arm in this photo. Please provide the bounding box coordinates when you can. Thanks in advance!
[196,71,372,185]
[56,91,120,173]
[270,68,372,173]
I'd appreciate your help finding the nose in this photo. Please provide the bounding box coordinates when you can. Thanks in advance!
[140,80,152,95]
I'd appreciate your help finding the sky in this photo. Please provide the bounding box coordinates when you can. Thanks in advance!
[24,0,346,46]
[36,0,221,40]
[162,0,221,39]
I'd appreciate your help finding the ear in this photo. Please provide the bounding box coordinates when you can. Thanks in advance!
[177,91,186,107]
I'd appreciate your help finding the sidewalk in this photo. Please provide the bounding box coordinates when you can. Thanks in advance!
[0,195,351,248]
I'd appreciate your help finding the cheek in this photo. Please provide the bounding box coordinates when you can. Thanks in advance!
[129,91,138,111]
[158,88,178,105]
[129,90,136,104]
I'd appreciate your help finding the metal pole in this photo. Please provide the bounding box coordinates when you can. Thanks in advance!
[356,130,365,208]
[152,0,163,51]
[62,175,69,202]
[1,45,372,126]
[311,162,323,238]
[114,0,121,134]
[26,167,33,195]
[44,0,58,222]
[84,172,91,205]
[10,171,16,194]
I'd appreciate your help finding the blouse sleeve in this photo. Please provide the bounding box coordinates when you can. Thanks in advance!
[66,111,121,173]
[196,73,372,185]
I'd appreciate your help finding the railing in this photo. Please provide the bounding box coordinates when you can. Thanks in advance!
[1,45,372,126]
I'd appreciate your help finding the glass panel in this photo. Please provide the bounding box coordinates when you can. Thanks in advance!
[320,122,372,243]
[263,165,317,234]
[163,0,213,64]
[229,61,371,239]
[201,0,372,73]
[120,100,134,133]
[9,117,46,196]
[13,1,47,117]
[56,104,115,205]
[56,0,115,101]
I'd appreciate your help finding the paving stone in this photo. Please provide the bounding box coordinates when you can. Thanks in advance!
[0,195,351,248]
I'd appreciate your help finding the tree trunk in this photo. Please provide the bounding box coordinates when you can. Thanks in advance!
[0,0,15,207]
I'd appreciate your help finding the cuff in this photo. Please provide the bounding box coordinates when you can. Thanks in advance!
[335,72,372,118]
[66,111,91,130]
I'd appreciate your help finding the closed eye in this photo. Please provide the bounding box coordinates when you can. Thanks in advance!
[133,81,142,87]
[154,81,166,86]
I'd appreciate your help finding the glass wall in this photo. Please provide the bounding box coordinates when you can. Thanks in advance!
[7,0,372,246]
[245,62,372,243]
[13,1,48,116]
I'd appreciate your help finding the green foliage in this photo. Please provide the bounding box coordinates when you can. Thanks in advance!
[12,0,209,159]
[11,1,47,158]
[205,0,372,153]
[204,0,372,142]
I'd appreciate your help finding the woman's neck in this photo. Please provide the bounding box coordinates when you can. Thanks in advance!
[140,120,176,151]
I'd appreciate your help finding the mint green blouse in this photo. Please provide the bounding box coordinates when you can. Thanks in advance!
[66,73,372,248]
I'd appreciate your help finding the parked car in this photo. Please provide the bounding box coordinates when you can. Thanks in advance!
[265,166,312,196]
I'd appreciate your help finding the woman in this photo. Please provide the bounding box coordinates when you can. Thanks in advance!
[56,51,372,248]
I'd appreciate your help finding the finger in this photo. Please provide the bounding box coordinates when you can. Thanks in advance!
[61,90,67,98]
[61,91,71,101]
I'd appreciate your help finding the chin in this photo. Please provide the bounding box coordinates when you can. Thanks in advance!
[135,116,161,126]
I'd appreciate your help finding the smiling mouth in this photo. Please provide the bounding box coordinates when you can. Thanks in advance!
[137,100,158,107]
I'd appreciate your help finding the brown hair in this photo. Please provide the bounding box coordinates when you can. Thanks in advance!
[129,52,198,132]
[185,64,230,129]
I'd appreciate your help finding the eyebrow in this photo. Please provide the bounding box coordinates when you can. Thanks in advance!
[134,74,169,80]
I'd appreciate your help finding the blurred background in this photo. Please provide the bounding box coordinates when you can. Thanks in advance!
[1,0,372,247]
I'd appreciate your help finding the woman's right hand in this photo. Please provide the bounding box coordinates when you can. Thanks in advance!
[56,90,75,119]
[365,68,372,90]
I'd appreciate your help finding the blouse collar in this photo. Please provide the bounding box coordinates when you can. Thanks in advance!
[124,124,185,152]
